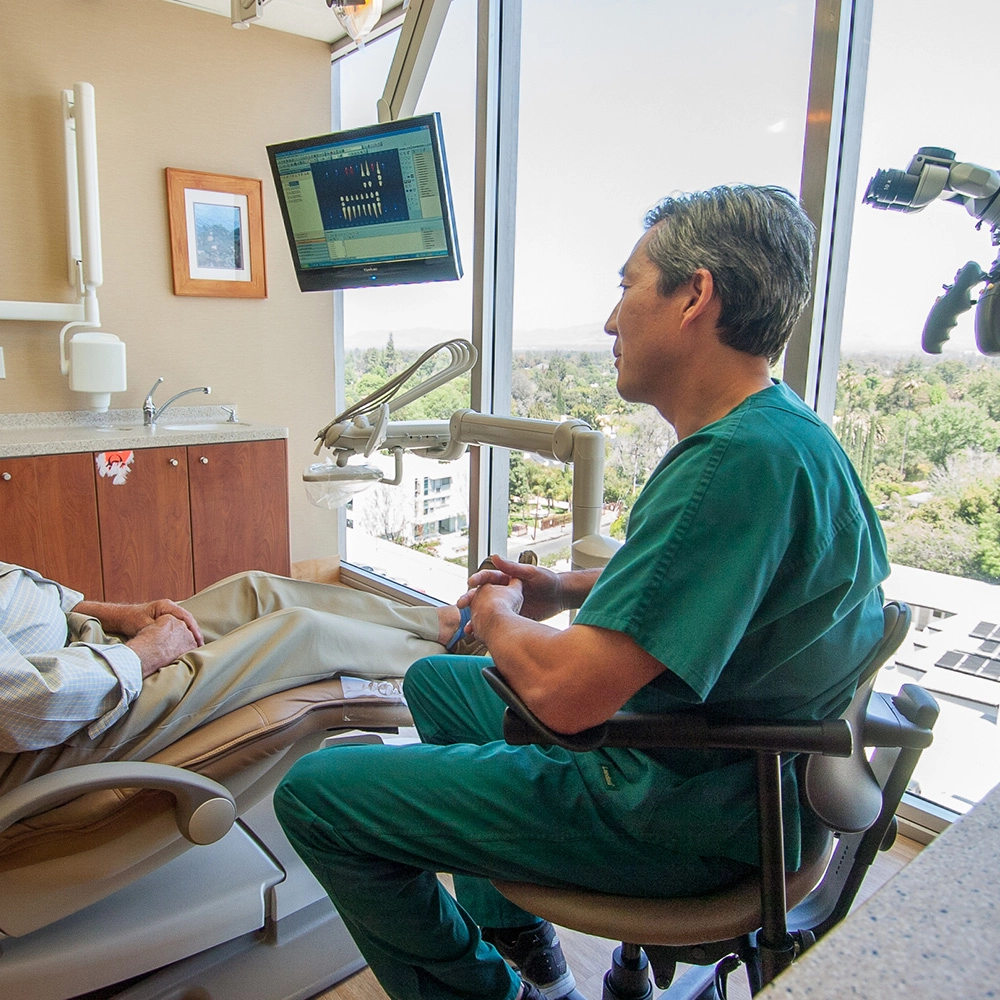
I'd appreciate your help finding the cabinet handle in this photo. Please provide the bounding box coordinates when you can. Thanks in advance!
[1,473,10,481]
[199,456,209,465]
[169,458,179,467]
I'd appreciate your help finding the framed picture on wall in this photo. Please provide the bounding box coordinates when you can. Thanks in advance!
[165,168,266,298]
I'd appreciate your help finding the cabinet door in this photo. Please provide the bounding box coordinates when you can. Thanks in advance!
[188,439,290,592]
[0,453,103,599]
[95,446,194,602]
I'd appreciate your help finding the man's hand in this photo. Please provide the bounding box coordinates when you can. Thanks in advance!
[125,616,200,679]
[73,599,205,646]
[460,554,564,622]
[459,554,601,622]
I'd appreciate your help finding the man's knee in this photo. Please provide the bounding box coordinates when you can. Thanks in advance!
[262,605,327,634]
[402,655,444,706]
[275,745,362,847]
[274,751,319,837]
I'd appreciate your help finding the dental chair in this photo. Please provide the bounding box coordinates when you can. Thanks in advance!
[483,601,940,999]
[0,674,413,1000]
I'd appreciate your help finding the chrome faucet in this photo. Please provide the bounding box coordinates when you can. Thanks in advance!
[143,377,212,427]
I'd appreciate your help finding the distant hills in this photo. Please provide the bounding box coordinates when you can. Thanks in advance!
[347,326,972,361]
[348,324,610,352]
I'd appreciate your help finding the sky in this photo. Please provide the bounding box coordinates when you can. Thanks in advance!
[332,0,1000,357]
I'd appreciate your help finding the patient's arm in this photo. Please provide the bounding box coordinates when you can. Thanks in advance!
[73,599,204,645]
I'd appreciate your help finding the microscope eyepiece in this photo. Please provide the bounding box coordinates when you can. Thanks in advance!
[864,168,920,211]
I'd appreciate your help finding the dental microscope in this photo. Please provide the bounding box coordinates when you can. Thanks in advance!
[864,147,1000,355]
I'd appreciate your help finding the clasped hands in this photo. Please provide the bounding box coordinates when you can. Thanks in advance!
[74,598,205,679]
[456,554,565,641]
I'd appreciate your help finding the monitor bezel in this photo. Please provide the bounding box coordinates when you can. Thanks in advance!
[266,112,463,292]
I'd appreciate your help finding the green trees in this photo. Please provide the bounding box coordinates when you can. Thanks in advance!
[341,339,1000,585]
[835,354,1000,582]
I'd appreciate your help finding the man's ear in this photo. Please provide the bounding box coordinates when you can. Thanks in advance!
[678,268,718,328]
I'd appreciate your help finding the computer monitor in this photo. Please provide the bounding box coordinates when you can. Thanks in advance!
[267,113,462,292]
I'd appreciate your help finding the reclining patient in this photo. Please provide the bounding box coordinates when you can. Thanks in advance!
[0,561,466,793]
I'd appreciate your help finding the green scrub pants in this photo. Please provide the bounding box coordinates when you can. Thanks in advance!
[273,656,750,1000]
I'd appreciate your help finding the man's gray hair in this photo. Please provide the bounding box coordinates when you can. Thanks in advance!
[643,185,816,361]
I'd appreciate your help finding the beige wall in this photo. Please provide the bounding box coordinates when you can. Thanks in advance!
[0,0,341,563]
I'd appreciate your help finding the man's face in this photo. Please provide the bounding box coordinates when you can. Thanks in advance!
[604,231,687,407]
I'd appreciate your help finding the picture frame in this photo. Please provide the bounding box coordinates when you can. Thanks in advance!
[165,168,266,298]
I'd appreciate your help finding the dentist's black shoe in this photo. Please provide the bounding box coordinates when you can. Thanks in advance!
[484,921,583,1000]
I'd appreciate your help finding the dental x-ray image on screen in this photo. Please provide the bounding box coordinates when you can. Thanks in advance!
[267,113,462,292]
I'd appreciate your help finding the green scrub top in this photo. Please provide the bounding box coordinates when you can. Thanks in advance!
[573,381,889,866]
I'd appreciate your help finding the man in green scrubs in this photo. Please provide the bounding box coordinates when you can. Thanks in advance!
[274,185,889,1000]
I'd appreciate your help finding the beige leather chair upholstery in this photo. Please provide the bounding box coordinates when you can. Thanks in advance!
[0,676,412,1000]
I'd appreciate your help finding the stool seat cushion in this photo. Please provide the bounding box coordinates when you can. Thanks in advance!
[492,831,832,947]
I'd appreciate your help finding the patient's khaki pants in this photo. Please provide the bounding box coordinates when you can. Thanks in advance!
[0,571,443,793]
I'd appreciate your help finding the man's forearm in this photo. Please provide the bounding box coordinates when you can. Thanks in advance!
[471,598,665,735]
[556,569,602,610]
[72,601,134,636]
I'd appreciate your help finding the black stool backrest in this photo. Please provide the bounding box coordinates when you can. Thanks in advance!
[803,602,912,834]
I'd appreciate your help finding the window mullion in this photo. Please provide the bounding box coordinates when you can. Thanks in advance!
[468,0,521,572]
[782,0,872,424]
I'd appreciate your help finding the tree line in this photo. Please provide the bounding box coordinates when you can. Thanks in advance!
[346,340,1000,582]
[836,353,1000,582]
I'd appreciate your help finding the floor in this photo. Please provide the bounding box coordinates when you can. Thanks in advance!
[309,835,923,1000]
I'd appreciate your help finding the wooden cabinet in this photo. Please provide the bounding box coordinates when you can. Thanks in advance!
[95,445,194,603]
[0,453,104,599]
[2,438,290,604]
[188,438,290,593]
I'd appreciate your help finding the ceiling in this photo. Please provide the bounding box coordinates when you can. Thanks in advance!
[163,0,407,46]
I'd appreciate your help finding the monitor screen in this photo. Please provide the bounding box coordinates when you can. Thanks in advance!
[267,113,462,292]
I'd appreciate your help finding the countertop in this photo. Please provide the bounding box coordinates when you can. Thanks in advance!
[761,780,1000,997]
[0,407,288,458]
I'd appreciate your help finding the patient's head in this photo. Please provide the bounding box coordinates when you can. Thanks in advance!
[643,185,816,362]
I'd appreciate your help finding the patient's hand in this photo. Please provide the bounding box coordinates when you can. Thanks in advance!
[126,616,201,679]
[74,599,204,646]
[135,600,204,645]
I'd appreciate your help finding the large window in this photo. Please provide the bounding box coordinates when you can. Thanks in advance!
[837,0,1000,821]
[332,0,983,835]
[505,0,815,569]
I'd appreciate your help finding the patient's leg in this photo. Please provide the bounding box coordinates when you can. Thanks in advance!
[181,570,456,645]
[0,603,446,788]
[62,604,443,763]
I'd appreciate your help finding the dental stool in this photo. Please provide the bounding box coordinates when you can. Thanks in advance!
[0,675,412,1000]
[483,602,939,999]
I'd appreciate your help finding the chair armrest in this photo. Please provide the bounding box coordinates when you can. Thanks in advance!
[862,687,938,750]
[483,666,853,757]
[0,761,237,845]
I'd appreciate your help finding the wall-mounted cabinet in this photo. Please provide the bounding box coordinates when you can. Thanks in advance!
[1,439,290,603]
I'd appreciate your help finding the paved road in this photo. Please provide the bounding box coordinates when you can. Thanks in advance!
[508,531,573,561]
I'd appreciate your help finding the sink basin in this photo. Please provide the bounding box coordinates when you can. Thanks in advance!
[156,422,248,432]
